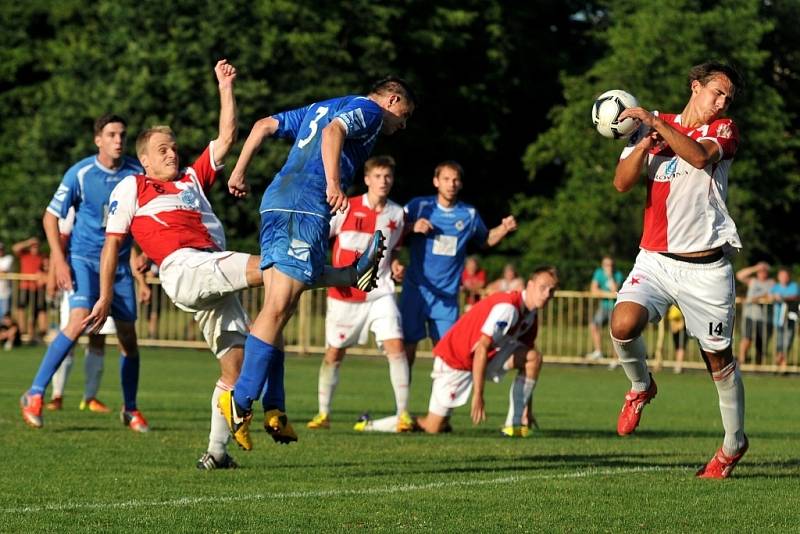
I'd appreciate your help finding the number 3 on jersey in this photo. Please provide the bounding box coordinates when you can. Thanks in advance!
[297,106,330,148]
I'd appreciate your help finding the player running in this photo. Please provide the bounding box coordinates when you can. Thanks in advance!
[356,267,557,435]
[610,61,748,478]
[219,76,415,451]
[401,161,517,368]
[20,113,147,432]
[307,155,412,432]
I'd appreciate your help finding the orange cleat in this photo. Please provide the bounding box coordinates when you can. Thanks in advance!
[696,436,749,479]
[617,374,657,436]
[80,398,111,413]
[121,408,150,433]
[20,392,44,428]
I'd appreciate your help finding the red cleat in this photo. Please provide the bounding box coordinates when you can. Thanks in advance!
[20,392,44,428]
[696,436,749,479]
[617,373,657,436]
[121,408,150,433]
[46,396,63,411]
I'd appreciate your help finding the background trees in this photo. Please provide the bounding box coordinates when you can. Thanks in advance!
[1,0,796,288]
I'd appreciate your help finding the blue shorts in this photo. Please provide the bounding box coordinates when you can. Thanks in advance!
[399,281,458,344]
[69,256,137,322]
[259,210,328,286]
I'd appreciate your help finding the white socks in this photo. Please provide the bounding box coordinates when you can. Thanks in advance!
[317,361,340,415]
[51,350,74,398]
[505,376,536,427]
[364,415,398,433]
[612,335,650,391]
[387,352,410,415]
[209,381,232,459]
[83,347,104,400]
[712,361,746,455]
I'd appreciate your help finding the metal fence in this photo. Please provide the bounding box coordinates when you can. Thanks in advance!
[2,273,796,373]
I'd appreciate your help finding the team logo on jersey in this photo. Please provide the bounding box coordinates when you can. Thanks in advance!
[179,189,200,209]
[716,122,732,139]
[108,200,118,215]
[339,108,366,133]
[495,320,508,332]
[288,239,311,261]
[665,157,678,177]
[454,220,465,231]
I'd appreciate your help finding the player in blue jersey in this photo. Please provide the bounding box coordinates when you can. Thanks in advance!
[401,161,518,367]
[20,114,150,433]
[219,77,415,450]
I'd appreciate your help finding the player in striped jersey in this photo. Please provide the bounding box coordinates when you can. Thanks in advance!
[610,61,748,478]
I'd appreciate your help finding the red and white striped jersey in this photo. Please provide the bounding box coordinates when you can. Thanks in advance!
[434,290,538,371]
[105,143,225,266]
[620,113,741,253]
[327,194,404,302]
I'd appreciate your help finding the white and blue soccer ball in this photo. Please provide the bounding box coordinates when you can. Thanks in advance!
[591,89,639,139]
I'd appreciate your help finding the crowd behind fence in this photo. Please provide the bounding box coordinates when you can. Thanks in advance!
[1,272,796,374]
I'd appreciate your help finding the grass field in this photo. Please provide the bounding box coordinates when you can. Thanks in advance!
[1,346,798,532]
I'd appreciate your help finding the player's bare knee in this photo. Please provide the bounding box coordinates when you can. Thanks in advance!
[610,305,647,340]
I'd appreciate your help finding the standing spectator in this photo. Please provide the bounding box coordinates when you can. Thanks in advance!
[585,255,623,362]
[770,268,799,374]
[0,242,14,319]
[460,255,487,311]
[12,237,45,340]
[486,263,525,295]
[736,262,774,366]
[667,305,689,374]
[401,161,517,368]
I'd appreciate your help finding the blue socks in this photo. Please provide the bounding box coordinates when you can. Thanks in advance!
[120,354,139,411]
[233,335,284,412]
[30,332,77,395]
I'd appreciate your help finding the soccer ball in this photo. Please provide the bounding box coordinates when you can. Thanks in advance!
[591,90,639,139]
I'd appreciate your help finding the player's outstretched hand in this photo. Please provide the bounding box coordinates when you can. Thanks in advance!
[228,171,250,198]
[471,395,486,425]
[81,298,110,335]
[618,106,652,127]
[327,183,348,214]
[501,215,517,233]
[215,59,237,87]
[413,218,434,235]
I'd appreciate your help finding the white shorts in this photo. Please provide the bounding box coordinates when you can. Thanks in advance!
[159,249,251,358]
[60,290,116,335]
[616,249,735,352]
[427,356,473,417]
[325,294,403,349]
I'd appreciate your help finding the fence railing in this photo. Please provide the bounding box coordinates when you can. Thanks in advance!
[1,273,796,373]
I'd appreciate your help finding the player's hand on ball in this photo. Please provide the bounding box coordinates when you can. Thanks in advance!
[215,59,236,86]
[619,107,654,127]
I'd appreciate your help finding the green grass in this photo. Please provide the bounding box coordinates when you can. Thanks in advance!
[1,346,798,532]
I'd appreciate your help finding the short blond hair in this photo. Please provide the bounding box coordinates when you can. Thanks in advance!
[136,125,175,159]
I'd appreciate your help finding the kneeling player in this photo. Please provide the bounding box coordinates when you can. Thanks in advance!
[356,266,557,435]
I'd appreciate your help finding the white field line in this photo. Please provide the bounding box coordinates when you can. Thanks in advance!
[2,465,685,514]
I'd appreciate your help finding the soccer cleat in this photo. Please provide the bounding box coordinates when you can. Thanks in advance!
[121,408,150,433]
[79,398,111,413]
[617,374,657,436]
[353,412,372,432]
[396,411,415,432]
[500,426,531,438]
[264,409,298,444]
[217,390,253,451]
[46,396,64,411]
[307,413,330,429]
[196,452,238,470]
[352,231,386,291]
[696,436,749,479]
[20,392,44,428]
[585,350,604,361]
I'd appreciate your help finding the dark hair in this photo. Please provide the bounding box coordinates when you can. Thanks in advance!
[688,62,743,98]
[530,265,559,283]
[434,160,464,180]
[94,113,127,136]
[364,155,396,174]
[369,76,417,106]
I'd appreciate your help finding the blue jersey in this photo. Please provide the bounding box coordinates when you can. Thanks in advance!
[47,155,142,264]
[260,95,384,218]
[404,196,489,298]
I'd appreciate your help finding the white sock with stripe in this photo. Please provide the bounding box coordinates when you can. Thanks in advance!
[209,381,232,458]
[612,335,650,391]
[505,376,536,427]
[387,351,410,415]
[365,415,398,433]
[711,361,746,455]
[51,350,74,398]
[318,361,340,416]
[83,347,104,400]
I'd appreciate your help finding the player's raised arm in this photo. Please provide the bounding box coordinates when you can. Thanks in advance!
[82,235,123,333]
[486,215,517,247]
[212,59,238,166]
[228,116,280,198]
[321,119,348,214]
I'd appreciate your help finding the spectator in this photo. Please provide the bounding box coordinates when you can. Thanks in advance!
[0,243,13,318]
[486,263,525,295]
[0,313,21,350]
[770,268,798,374]
[460,255,486,311]
[12,237,46,340]
[736,262,774,366]
[585,255,623,363]
[667,305,689,374]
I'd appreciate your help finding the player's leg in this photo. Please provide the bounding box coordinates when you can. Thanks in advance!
[199,337,243,470]
[737,319,753,365]
[370,294,411,422]
[80,333,110,412]
[308,346,346,429]
[400,283,427,370]
[47,292,75,410]
[503,347,541,436]
[587,308,605,359]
